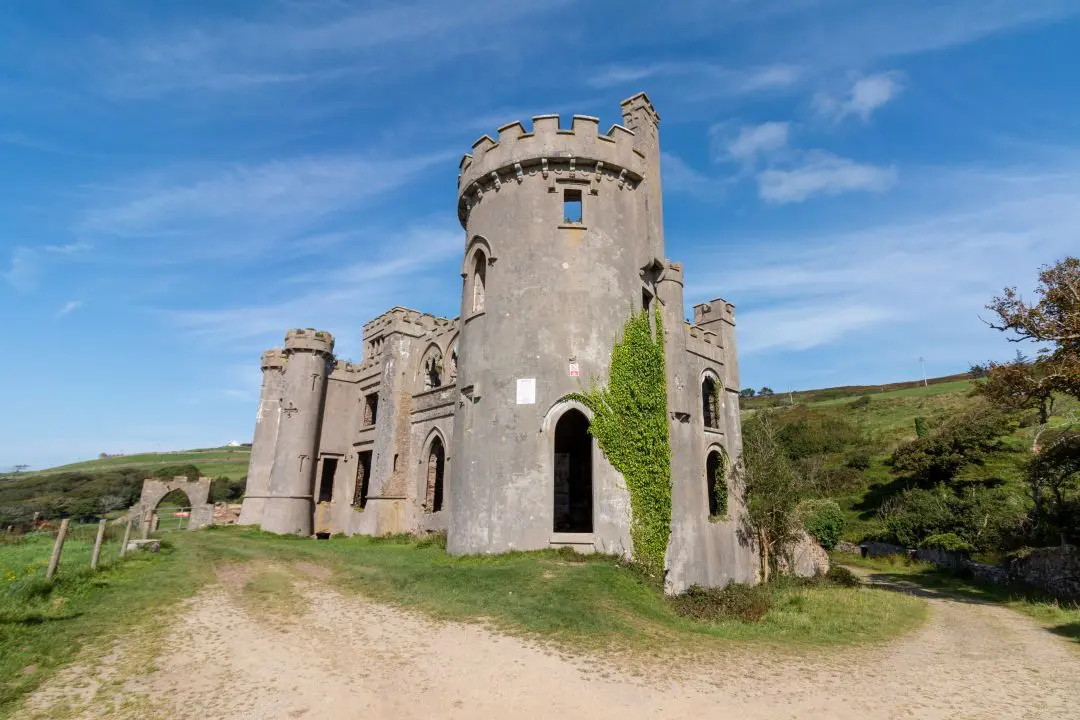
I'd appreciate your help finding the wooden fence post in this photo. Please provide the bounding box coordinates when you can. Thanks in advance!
[120,513,134,556]
[90,519,107,570]
[45,518,70,582]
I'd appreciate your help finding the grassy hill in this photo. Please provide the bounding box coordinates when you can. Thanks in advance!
[34,446,251,480]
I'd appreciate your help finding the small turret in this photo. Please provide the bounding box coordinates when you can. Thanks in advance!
[261,329,335,536]
[238,349,288,527]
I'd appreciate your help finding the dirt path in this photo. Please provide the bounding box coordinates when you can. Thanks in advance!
[24,564,1080,720]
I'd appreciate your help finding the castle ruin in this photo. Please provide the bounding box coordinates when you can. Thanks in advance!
[237,92,757,592]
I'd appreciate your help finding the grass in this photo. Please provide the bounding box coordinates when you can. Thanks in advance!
[31,446,251,479]
[0,527,926,714]
[833,552,1080,644]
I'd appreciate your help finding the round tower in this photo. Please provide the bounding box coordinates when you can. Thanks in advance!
[237,349,287,526]
[261,329,334,536]
[447,94,663,555]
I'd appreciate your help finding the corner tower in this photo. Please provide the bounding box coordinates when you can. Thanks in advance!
[260,329,334,536]
[447,95,663,555]
[237,349,286,526]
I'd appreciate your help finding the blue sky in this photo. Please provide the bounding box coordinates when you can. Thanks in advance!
[2,1,1078,469]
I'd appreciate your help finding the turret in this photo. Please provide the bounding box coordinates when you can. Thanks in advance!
[237,349,287,526]
[448,95,662,556]
[620,92,664,261]
[693,298,739,392]
[260,329,335,535]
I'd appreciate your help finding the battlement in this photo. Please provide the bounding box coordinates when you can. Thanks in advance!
[284,328,335,355]
[457,108,649,216]
[684,321,725,361]
[692,298,736,328]
[260,349,286,371]
[362,307,456,339]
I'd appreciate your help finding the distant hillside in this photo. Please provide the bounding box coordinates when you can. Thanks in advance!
[739,372,975,409]
[35,446,251,480]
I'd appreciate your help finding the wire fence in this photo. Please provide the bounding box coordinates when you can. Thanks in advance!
[0,508,163,601]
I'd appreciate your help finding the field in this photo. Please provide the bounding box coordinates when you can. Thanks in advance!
[0,527,927,714]
[36,446,252,480]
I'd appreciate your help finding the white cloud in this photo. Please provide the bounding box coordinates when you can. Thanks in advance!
[660,152,726,199]
[685,160,1080,362]
[165,223,462,360]
[814,72,904,123]
[2,248,39,292]
[43,241,93,255]
[56,300,84,318]
[738,302,895,353]
[588,62,800,97]
[757,152,897,203]
[78,151,450,260]
[719,122,791,163]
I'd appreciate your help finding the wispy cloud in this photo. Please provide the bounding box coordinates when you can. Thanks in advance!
[2,248,39,292]
[814,72,904,123]
[588,62,800,97]
[43,242,93,255]
[713,121,791,164]
[757,152,897,203]
[56,300,84,318]
[78,151,451,260]
[686,160,1080,361]
[165,223,462,360]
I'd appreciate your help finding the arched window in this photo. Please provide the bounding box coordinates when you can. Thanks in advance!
[422,349,443,391]
[553,409,593,533]
[471,252,486,313]
[706,448,728,518]
[425,436,446,513]
[447,347,458,383]
[702,375,720,429]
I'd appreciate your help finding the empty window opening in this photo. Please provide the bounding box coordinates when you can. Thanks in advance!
[363,393,379,426]
[702,376,719,429]
[393,454,399,471]
[706,449,728,518]
[424,353,443,390]
[425,436,446,513]
[642,287,653,314]
[317,458,338,503]
[553,409,593,533]
[563,189,583,224]
[471,253,486,313]
[353,451,373,508]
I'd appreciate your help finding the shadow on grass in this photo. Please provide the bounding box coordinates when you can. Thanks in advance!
[1049,622,1080,642]
[0,611,84,625]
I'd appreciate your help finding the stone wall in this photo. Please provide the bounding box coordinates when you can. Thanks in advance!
[1008,546,1080,601]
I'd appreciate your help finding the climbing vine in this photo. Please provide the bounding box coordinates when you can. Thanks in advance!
[710,446,729,521]
[570,312,672,574]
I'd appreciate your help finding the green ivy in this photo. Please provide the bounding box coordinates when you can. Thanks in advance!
[710,447,729,521]
[570,312,672,574]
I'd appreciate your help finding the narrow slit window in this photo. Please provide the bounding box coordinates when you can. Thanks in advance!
[563,189,583,224]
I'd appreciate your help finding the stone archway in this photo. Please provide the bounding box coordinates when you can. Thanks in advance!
[136,477,215,531]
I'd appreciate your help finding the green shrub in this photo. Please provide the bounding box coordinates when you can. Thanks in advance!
[849,395,872,409]
[845,450,873,471]
[914,416,930,438]
[669,583,771,623]
[800,499,845,550]
[825,565,862,587]
[919,533,974,552]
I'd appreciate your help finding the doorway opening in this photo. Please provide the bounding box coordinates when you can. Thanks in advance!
[425,436,445,513]
[553,409,593,533]
[353,451,373,509]
[317,458,338,503]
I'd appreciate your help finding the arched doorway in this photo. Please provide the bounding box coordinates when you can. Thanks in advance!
[553,409,593,533]
[706,448,728,518]
[425,436,446,513]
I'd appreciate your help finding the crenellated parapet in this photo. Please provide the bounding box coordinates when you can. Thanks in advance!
[284,328,335,356]
[684,321,725,362]
[692,299,736,328]
[457,114,648,228]
[260,349,286,371]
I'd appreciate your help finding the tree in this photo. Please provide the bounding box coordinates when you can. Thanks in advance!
[968,363,988,379]
[740,413,801,582]
[978,351,1057,425]
[983,256,1080,405]
[10,464,29,474]
[739,388,756,398]
[759,386,775,396]
[890,406,1012,487]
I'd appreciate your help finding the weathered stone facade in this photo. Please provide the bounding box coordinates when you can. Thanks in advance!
[238,92,757,592]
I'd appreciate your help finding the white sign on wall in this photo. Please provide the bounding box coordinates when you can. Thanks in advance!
[516,378,536,405]
[568,362,580,377]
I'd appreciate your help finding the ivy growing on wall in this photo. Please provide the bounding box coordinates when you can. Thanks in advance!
[571,311,672,574]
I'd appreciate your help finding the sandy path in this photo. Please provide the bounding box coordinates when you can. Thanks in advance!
[25,565,1080,720]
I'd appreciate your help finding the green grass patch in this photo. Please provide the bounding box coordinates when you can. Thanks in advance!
[834,552,1080,644]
